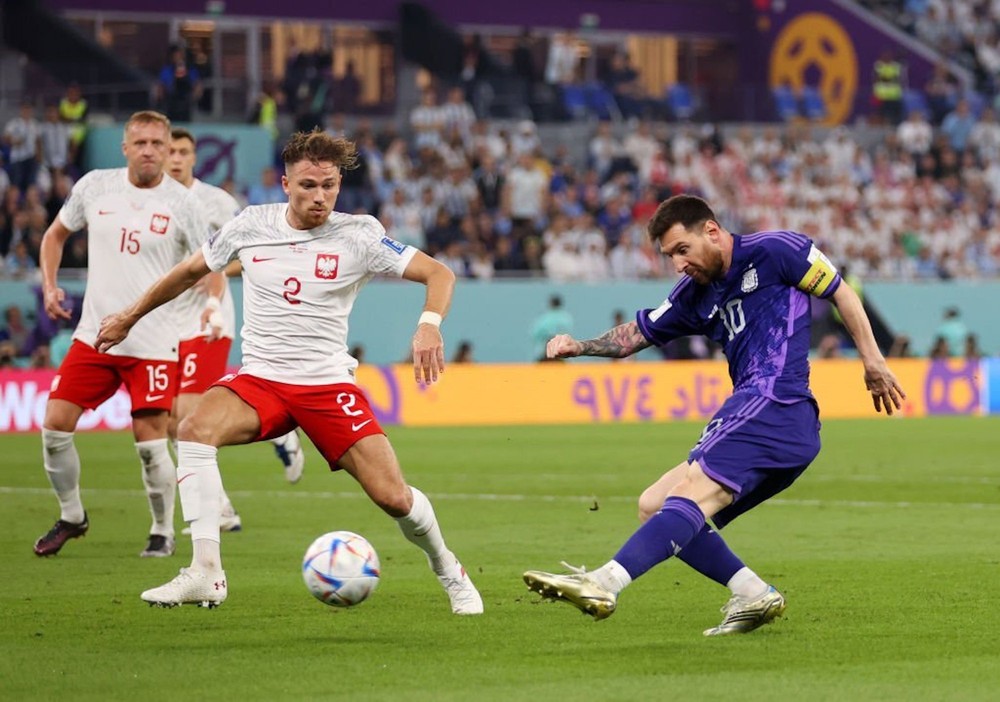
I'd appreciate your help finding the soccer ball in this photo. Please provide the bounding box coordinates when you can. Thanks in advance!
[302,531,381,607]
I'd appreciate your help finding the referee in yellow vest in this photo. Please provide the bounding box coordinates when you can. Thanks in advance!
[873,49,905,125]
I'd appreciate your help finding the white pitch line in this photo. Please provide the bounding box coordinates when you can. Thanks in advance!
[1,486,998,510]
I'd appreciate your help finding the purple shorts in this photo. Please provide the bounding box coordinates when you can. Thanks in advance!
[688,392,821,529]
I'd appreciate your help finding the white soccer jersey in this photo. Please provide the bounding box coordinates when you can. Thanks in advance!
[202,204,417,385]
[59,168,210,360]
[175,178,240,340]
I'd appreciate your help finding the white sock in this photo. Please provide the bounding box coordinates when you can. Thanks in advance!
[220,487,236,516]
[395,486,451,571]
[727,566,769,599]
[42,428,85,524]
[592,560,632,594]
[135,439,176,537]
[178,441,223,573]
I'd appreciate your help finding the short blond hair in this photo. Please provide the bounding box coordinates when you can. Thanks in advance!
[123,110,171,140]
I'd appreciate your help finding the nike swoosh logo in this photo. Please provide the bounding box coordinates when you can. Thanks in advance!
[352,419,373,432]
[252,255,276,262]
[98,210,115,215]
[145,393,165,402]
[177,473,195,484]
[180,379,197,388]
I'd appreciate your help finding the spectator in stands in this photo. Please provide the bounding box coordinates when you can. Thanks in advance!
[897,108,934,157]
[410,89,445,151]
[512,28,539,112]
[334,60,362,114]
[58,83,88,170]
[969,106,1000,161]
[3,101,40,193]
[503,152,548,237]
[440,86,477,142]
[872,51,905,125]
[38,104,71,182]
[380,187,425,249]
[934,306,969,357]
[452,340,474,363]
[923,62,959,125]
[474,154,504,212]
[509,120,541,157]
[964,333,983,360]
[605,50,643,119]
[459,35,485,106]
[544,33,580,88]
[5,240,36,278]
[434,240,468,278]
[467,241,495,280]
[0,305,34,356]
[245,166,286,205]
[155,44,202,123]
[530,294,574,361]
[578,230,611,281]
[941,98,977,152]
[248,80,281,141]
[589,121,621,181]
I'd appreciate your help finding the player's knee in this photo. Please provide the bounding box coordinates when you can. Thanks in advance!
[637,488,662,523]
[176,415,213,444]
[372,486,411,519]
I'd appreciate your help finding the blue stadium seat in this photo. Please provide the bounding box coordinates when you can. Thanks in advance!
[902,89,929,117]
[801,86,826,121]
[583,83,619,121]
[665,83,695,120]
[560,84,588,120]
[772,85,799,121]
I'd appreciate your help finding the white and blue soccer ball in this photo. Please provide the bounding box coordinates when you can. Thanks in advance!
[302,530,381,607]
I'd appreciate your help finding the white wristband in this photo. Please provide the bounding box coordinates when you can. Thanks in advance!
[418,311,442,327]
[205,295,221,311]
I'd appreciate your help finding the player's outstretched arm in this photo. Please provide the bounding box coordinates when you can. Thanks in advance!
[96,250,212,353]
[402,251,455,385]
[831,282,906,415]
[553,321,651,359]
[39,219,75,321]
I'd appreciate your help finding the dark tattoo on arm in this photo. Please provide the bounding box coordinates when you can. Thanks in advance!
[577,321,651,358]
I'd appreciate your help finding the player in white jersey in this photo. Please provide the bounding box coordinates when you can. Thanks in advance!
[34,111,223,559]
[97,130,483,614]
[167,129,306,535]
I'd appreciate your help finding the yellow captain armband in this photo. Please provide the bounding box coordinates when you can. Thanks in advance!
[797,245,838,297]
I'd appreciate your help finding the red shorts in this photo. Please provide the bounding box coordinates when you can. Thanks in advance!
[212,373,384,467]
[177,336,233,394]
[50,340,178,413]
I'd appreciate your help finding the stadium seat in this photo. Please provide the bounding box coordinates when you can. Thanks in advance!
[772,85,799,121]
[665,83,695,121]
[902,89,929,118]
[560,84,588,120]
[800,86,826,121]
[583,83,620,121]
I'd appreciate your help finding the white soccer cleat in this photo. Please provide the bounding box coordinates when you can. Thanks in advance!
[434,554,484,615]
[141,567,228,608]
[273,430,305,484]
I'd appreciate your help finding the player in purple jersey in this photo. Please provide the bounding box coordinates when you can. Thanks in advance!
[524,194,904,635]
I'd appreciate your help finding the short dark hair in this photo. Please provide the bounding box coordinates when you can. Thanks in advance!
[171,127,195,146]
[281,129,358,171]
[647,194,718,242]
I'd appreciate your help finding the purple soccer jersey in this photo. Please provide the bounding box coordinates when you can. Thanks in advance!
[637,230,842,403]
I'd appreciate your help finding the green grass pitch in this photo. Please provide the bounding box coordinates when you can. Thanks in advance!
[2,417,999,701]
